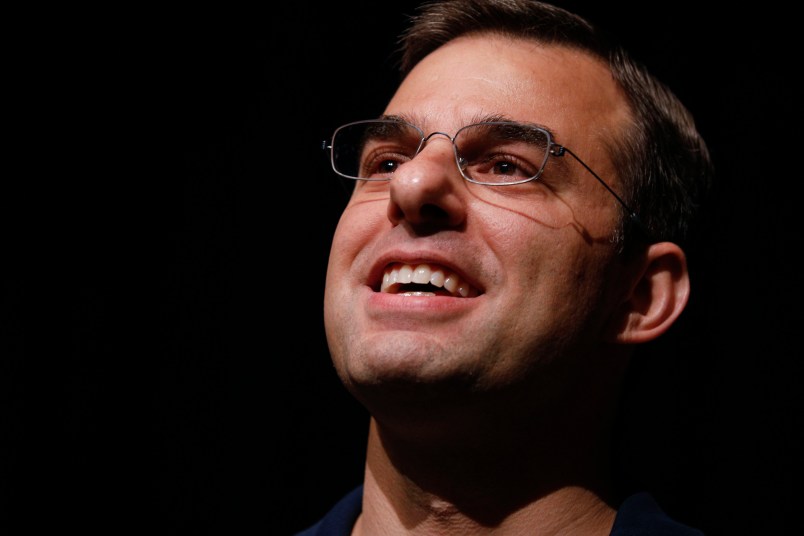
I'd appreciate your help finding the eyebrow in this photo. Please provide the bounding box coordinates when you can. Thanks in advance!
[376,113,558,139]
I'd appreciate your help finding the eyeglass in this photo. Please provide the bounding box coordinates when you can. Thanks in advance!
[322,119,642,228]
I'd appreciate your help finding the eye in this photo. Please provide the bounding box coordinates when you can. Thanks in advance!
[491,160,520,176]
[464,152,539,183]
[360,147,412,179]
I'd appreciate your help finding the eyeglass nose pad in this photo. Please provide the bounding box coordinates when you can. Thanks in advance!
[457,155,468,171]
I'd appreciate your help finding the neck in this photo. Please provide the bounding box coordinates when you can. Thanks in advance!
[356,389,621,535]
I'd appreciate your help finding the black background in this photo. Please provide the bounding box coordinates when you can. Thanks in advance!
[2,2,800,534]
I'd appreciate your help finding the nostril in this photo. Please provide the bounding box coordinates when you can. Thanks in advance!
[420,203,449,221]
[388,202,451,230]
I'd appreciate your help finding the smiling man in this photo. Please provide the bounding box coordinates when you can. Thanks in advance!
[302,1,713,534]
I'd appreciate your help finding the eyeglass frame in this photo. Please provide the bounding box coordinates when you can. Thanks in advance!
[322,118,644,231]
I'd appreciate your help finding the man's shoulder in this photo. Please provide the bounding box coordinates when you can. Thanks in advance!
[293,485,363,536]
[611,492,705,536]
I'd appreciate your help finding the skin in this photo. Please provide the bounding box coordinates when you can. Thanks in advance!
[323,33,690,535]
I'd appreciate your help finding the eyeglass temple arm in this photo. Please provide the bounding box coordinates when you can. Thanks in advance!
[550,145,645,231]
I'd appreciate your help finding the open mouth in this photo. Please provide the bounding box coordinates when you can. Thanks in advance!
[379,263,480,297]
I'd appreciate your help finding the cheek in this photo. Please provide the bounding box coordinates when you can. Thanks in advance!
[475,199,566,269]
[468,182,617,246]
[329,199,389,266]
[481,203,613,313]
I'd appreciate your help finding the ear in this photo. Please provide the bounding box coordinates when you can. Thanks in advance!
[606,241,690,344]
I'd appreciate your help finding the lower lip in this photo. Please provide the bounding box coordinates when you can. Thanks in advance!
[366,289,480,318]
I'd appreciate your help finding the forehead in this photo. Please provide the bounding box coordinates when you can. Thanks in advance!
[385,34,630,145]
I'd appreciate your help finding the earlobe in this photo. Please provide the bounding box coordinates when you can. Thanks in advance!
[607,242,691,344]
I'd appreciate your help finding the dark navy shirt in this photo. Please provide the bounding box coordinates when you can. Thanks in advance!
[294,486,704,535]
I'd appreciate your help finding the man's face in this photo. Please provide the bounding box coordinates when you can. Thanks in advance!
[323,35,633,410]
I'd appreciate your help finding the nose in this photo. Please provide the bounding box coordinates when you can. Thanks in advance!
[386,134,467,230]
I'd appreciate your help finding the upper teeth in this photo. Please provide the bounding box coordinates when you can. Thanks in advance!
[380,263,478,297]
